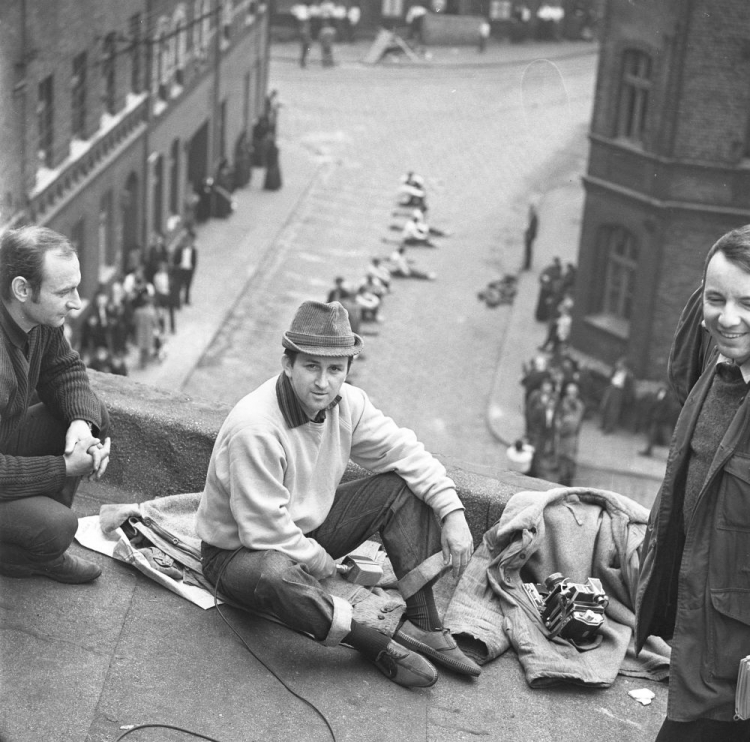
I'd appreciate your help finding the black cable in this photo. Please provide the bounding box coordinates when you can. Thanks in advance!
[211,548,338,742]
[115,722,227,741]
[112,549,337,742]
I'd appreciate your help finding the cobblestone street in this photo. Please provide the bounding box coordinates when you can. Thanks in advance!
[184,40,598,472]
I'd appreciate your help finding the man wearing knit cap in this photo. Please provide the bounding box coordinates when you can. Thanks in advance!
[0,226,111,584]
[197,300,479,687]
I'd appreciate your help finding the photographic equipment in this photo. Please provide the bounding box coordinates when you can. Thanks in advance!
[336,554,383,586]
[522,572,608,644]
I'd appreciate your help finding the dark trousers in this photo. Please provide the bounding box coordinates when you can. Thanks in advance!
[0,400,110,569]
[201,473,442,644]
[655,717,750,741]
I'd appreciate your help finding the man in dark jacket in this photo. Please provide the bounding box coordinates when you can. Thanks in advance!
[635,224,750,741]
[0,226,111,584]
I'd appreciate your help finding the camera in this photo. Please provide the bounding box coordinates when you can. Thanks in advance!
[522,572,609,645]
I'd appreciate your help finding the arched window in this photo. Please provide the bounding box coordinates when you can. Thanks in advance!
[600,226,639,320]
[616,50,652,144]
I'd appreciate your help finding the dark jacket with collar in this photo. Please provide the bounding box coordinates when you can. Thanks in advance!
[0,300,103,499]
[635,287,750,721]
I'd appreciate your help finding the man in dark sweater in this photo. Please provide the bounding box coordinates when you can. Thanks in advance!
[0,226,111,584]
[635,225,750,741]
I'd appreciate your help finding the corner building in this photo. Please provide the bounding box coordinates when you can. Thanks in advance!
[0,0,269,315]
[571,0,750,380]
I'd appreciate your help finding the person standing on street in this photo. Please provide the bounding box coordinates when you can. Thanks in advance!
[174,229,198,306]
[0,226,111,583]
[197,300,479,689]
[319,21,336,67]
[523,201,539,271]
[635,224,750,741]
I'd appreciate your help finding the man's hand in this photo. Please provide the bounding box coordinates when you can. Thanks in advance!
[65,419,111,481]
[441,510,474,580]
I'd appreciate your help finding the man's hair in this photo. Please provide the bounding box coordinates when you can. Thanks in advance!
[703,224,750,281]
[0,226,77,301]
[283,348,354,370]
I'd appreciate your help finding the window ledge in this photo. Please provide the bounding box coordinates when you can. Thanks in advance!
[584,313,630,340]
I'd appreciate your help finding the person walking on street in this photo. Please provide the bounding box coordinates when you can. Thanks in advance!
[599,356,634,434]
[196,300,480,689]
[635,224,750,741]
[556,381,585,486]
[0,226,111,584]
[523,202,539,271]
[319,21,336,67]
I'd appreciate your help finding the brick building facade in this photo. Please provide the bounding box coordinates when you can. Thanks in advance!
[0,0,269,316]
[571,0,750,380]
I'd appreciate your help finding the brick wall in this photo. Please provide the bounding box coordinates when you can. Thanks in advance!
[672,1,750,164]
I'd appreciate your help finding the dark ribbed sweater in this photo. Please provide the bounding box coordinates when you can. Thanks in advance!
[683,362,747,531]
[0,300,102,499]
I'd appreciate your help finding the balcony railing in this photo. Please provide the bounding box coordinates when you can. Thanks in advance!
[28,94,148,224]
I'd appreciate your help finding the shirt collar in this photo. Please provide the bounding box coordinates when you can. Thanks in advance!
[716,354,750,384]
[0,299,29,351]
[275,372,341,428]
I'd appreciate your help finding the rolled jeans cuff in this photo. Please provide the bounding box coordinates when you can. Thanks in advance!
[322,594,354,647]
[397,552,448,600]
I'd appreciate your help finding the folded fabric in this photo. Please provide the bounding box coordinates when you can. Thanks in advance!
[443,487,671,688]
[81,493,409,634]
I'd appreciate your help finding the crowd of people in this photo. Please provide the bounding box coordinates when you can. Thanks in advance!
[76,229,199,374]
[75,91,285,376]
[510,253,680,483]
[291,2,361,67]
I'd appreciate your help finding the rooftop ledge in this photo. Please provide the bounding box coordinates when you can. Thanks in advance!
[89,370,551,543]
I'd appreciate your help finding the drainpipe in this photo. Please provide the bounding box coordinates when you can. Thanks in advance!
[14,0,29,222]
[211,0,222,171]
[141,11,153,253]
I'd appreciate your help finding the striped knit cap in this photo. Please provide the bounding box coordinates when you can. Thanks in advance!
[282,301,363,357]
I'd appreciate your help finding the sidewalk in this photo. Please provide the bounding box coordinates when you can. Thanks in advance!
[486,178,667,509]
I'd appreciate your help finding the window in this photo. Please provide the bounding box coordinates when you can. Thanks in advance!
[221,0,232,41]
[174,7,188,83]
[600,226,639,321]
[490,1,511,20]
[616,50,652,144]
[193,0,212,55]
[382,0,403,17]
[71,52,87,139]
[102,33,117,115]
[37,75,54,167]
[130,14,142,94]
[154,18,171,100]
[169,139,181,215]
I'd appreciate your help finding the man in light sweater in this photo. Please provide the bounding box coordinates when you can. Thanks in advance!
[197,300,480,688]
[0,226,111,583]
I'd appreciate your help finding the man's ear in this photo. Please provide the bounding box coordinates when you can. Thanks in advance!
[11,276,30,303]
[281,353,292,376]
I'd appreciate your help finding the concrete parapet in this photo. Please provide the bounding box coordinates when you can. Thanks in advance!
[89,370,550,543]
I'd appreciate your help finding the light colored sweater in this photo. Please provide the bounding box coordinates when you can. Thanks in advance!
[196,376,463,575]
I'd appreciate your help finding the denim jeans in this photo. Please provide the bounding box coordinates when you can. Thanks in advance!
[0,400,110,570]
[201,472,444,645]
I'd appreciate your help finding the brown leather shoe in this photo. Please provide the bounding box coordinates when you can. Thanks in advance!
[394,619,481,677]
[1,554,102,584]
[373,640,439,688]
